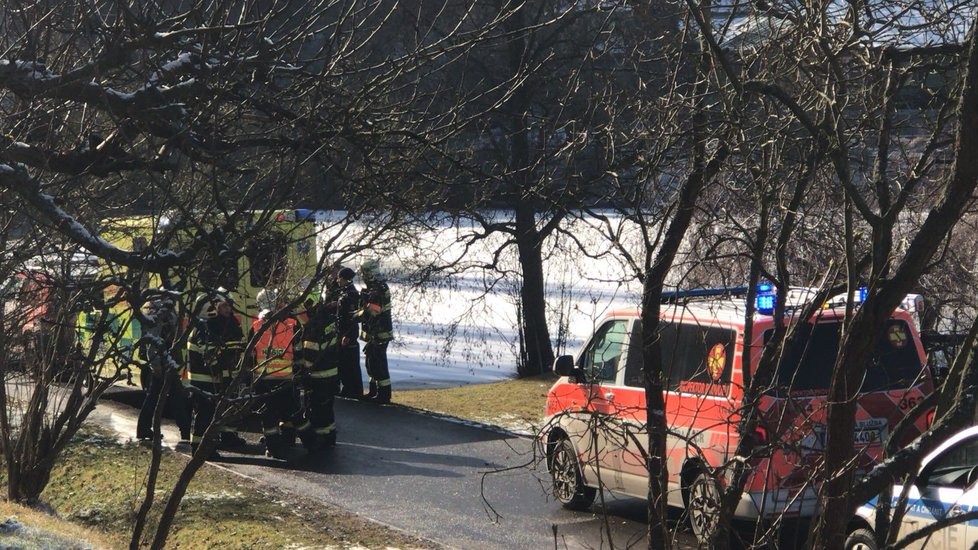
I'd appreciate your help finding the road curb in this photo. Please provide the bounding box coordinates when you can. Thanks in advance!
[383,401,536,439]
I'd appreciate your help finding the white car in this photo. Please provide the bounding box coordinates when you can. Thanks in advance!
[847,425,978,550]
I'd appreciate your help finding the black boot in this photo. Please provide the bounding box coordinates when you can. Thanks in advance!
[191,443,222,461]
[298,430,316,452]
[264,434,288,458]
[369,386,391,404]
[304,431,337,454]
[219,431,248,450]
[363,380,378,400]
[280,424,297,447]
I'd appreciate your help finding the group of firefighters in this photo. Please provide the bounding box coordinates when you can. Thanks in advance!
[136,259,394,460]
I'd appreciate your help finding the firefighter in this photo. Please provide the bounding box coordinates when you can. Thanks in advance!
[187,290,245,459]
[332,267,363,399]
[295,294,339,451]
[252,293,302,458]
[357,259,394,404]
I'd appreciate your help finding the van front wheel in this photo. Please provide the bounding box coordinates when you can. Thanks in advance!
[549,437,596,510]
[844,528,878,550]
[687,471,721,544]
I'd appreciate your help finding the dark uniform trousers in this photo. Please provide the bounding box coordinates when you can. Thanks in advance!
[364,341,391,400]
[337,341,362,398]
[190,379,220,444]
[189,365,236,445]
[360,280,393,402]
[255,376,298,454]
[138,369,191,440]
[297,348,339,450]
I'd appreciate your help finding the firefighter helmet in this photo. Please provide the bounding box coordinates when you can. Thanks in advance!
[194,293,219,319]
[358,259,381,281]
[214,287,231,304]
[256,288,279,311]
[195,288,231,319]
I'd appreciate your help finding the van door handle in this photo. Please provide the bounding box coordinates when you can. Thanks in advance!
[604,392,615,401]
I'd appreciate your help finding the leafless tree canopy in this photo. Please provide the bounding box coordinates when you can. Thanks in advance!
[6,0,978,549]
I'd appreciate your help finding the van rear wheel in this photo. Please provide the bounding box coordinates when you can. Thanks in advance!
[687,471,721,544]
[549,437,596,510]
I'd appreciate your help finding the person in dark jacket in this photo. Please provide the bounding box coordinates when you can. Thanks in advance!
[331,267,363,399]
[186,290,245,459]
[136,297,191,444]
[357,259,394,404]
[295,295,339,452]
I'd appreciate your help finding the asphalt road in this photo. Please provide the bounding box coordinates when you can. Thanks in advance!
[92,389,691,550]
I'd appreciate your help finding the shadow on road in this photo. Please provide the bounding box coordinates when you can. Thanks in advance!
[103,386,537,482]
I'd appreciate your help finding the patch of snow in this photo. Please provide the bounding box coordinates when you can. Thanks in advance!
[152,53,194,82]
[183,490,246,503]
[318,212,643,390]
[0,517,24,534]
[105,88,135,101]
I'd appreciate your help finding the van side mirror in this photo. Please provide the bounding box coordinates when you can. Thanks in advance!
[553,355,580,378]
[914,467,932,491]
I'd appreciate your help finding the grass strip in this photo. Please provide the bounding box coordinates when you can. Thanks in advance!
[35,428,437,549]
[394,374,557,433]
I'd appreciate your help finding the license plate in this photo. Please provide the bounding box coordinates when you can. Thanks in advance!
[810,418,888,448]
[854,418,887,446]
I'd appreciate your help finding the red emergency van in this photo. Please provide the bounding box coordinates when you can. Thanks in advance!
[2,270,79,371]
[542,286,934,542]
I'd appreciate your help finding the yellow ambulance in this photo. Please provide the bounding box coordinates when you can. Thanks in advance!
[77,209,321,386]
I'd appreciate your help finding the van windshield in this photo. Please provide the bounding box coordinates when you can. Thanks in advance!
[769,319,924,393]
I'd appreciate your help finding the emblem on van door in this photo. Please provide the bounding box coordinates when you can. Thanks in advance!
[707,344,726,381]
[887,324,908,349]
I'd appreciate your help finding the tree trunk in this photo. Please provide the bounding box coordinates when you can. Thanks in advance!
[131,372,172,549]
[515,203,554,377]
[639,294,670,550]
[812,312,883,549]
[639,146,728,550]
[151,421,223,550]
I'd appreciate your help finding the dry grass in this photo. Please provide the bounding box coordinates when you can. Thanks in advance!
[2,375,557,549]
[38,429,437,549]
[0,499,118,549]
[394,373,558,433]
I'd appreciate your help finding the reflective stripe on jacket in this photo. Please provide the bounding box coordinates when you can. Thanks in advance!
[186,314,244,380]
[358,280,393,343]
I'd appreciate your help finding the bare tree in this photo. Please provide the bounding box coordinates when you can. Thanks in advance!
[543,2,978,549]
[407,1,677,377]
[672,2,978,549]
[0,0,515,545]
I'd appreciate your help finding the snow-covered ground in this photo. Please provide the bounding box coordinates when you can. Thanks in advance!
[316,212,648,389]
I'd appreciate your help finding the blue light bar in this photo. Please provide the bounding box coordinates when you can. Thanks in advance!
[857,286,868,303]
[756,283,776,315]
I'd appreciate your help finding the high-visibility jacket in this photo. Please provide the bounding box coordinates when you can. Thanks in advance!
[253,316,299,379]
[358,280,393,343]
